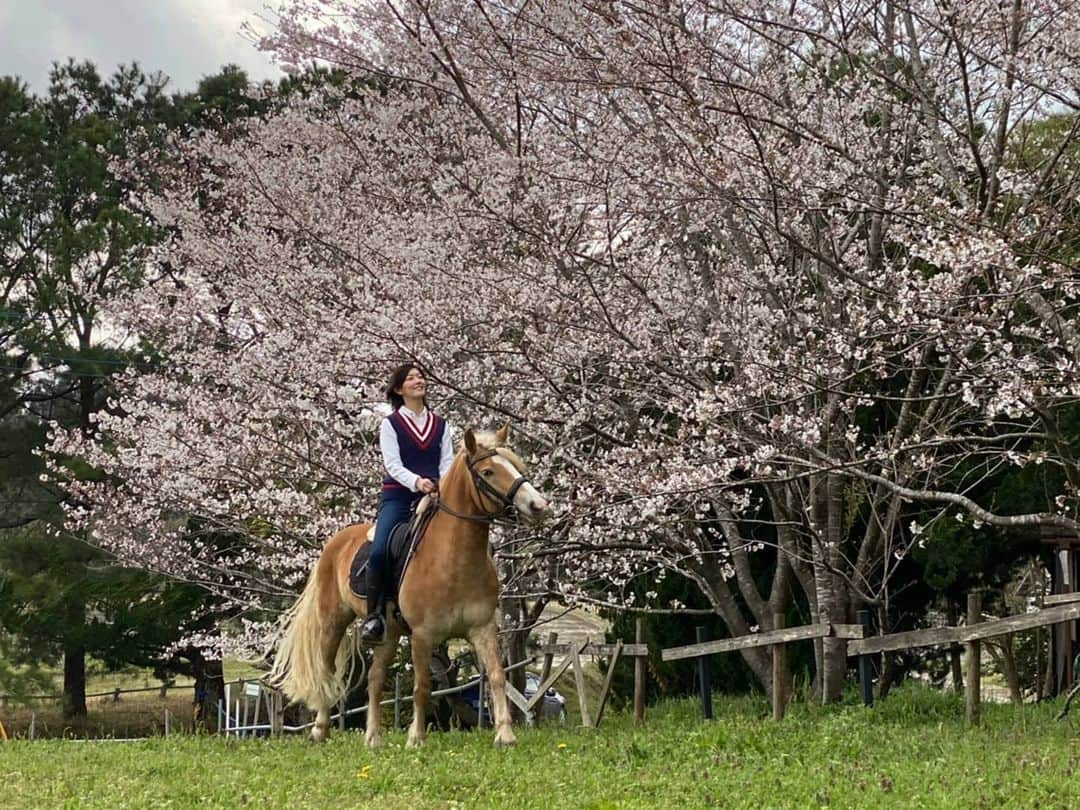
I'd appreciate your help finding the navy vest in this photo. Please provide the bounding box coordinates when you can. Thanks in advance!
[381,410,446,501]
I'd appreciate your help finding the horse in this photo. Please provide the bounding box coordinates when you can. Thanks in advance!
[268,425,553,747]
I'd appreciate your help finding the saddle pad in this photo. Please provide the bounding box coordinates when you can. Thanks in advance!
[348,521,413,599]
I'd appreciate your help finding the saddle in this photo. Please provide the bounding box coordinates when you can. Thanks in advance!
[348,495,437,603]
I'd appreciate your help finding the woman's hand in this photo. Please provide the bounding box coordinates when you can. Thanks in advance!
[416,477,438,494]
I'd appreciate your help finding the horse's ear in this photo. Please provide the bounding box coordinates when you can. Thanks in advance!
[495,423,509,445]
[464,428,477,456]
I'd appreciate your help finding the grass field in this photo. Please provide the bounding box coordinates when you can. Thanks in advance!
[3,686,1078,809]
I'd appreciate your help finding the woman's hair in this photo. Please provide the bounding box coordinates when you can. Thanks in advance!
[385,362,427,410]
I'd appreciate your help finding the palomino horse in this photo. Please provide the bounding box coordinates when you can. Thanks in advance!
[269,426,552,747]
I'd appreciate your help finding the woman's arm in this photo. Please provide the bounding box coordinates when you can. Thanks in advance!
[438,423,454,480]
[379,417,420,491]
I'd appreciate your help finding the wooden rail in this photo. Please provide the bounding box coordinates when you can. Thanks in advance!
[1043,591,1080,607]
[658,591,1080,724]
[847,601,1080,656]
[537,642,647,657]
[661,623,865,662]
[528,632,643,729]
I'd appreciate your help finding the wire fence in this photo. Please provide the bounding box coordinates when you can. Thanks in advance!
[0,680,201,741]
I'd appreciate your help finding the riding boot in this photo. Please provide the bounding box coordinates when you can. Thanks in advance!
[360,565,386,645]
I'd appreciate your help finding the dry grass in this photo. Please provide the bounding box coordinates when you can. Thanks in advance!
[0,660,266,739]
[1,691,197,739]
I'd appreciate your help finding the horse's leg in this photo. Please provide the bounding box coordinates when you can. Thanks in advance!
[364,630,400,748]
[310,610,355,743]
[311,703,332,743]
[468,622,517,748]
[407,632,434,747]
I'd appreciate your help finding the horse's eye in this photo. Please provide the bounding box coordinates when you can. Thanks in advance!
[482,469,494,477]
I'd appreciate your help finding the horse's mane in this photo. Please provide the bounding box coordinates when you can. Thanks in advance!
[464,431,528,474]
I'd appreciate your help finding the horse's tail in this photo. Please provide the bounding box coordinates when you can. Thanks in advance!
[267,560,359,711]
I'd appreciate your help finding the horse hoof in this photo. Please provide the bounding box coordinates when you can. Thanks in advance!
[406,733,426,748]
[364,733,383,749]
[493,731,517,749]
[310,727,328,743]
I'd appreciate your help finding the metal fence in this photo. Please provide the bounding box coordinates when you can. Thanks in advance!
[219,657,536,737]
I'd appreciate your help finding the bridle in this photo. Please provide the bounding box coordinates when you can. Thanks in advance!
[436,448,531,525]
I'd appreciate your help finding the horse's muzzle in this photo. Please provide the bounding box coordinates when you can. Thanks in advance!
[522,497,554,522]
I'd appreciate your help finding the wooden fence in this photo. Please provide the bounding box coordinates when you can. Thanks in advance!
[660,591,1080,724]
[531,619,649,728]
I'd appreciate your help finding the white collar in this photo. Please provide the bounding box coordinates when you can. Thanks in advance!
[398,404,428,422]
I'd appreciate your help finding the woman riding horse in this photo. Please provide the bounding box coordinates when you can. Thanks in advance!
[361,362,454,645]
[269,373,553,747]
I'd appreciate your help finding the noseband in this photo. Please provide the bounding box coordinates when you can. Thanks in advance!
[437,448,531,524]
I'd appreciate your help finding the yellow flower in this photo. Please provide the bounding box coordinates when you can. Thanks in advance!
[557,742,568,750]
[357,765,373,780]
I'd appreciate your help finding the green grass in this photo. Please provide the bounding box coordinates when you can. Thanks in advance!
[2,686,1078,809]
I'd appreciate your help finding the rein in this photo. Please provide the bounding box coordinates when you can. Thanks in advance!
[435,448,530,525]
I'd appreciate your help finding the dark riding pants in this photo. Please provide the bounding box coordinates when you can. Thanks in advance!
[368,492,420,585]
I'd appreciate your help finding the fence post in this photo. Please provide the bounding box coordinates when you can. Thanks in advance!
[858,609,874,707]
[394,673,402,731]
[696,626,713,720]
[539,631,558,685]
[772,612,787,720]
[270,690,283,737]
[633,617,646,726]
[965,591,983,725]
[571,641,592,728]
[482,667,492,728]
[251,686,262,734]
[29,712,35,741]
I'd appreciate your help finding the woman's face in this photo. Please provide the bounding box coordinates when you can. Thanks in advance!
[396,367,427,401]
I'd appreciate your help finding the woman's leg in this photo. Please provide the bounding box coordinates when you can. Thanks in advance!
[361,495,412,643]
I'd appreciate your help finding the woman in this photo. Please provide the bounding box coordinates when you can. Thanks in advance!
[360,362,454,644]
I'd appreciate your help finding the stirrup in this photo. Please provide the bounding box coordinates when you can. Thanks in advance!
[360,614,386,645]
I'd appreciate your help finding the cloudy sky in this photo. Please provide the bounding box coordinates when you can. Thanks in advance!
[0,0,284,94]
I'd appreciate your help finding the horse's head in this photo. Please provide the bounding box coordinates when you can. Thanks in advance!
[463,425,553,523]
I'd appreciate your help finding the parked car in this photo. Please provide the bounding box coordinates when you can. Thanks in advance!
[525,672,568,722]
[460,671,567,726]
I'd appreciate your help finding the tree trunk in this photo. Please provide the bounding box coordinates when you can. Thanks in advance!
[62,597,87,719]
[813,465,849,703]
[193,655,225,732]
[988,635,1023,705]
[947,599,964,693]
[504,616,529,724]
[1043,635,1057,697]
[496,581,530,724]
[699,556,775,699]
[878,654,896,699]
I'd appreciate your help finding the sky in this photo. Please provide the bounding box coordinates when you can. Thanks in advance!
[0,0,284,94]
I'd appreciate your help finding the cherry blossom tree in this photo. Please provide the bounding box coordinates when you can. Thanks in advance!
[52,1,1078,697]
